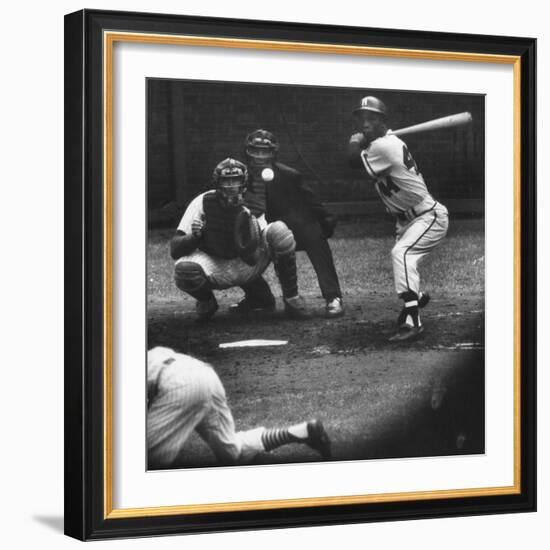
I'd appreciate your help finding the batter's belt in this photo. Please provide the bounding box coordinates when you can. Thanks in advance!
[395,195,438,223]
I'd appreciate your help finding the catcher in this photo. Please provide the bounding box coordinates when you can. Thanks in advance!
[170,157,309,320]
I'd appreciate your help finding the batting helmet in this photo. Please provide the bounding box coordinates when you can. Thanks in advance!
[352,96,388,118]
[245,129,279,162]
[212,158,248,208]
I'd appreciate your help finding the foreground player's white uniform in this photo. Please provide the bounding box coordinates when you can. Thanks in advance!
[147,347,266,467]
[147,347,331,468]
[359,133,449,297]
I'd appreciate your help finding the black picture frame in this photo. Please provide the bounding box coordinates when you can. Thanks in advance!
[64,9,536,541]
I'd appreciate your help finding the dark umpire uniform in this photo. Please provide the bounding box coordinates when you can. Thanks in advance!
[267,162,341,299]
[240,160,343,315]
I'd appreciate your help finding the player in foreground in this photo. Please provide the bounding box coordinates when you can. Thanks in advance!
[147,346,331,468]
[347,97,449,342]
[170,158,309,320]
[232,129,344,318]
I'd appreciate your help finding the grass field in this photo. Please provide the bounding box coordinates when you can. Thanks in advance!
[147,217,485,469]
[148,217,484,303]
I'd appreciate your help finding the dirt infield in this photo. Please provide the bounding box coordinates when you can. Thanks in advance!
[148,293,484,469]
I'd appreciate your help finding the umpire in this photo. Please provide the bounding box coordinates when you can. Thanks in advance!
[233,129,344,318]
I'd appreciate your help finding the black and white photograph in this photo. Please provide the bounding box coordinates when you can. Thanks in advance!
[146,79,485,470]
[58,4,537,543]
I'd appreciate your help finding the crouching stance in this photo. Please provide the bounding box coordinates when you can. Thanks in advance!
[170,158,309,320]
[147,347,331,468]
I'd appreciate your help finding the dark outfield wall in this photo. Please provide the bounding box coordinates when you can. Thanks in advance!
[147,79,484,213]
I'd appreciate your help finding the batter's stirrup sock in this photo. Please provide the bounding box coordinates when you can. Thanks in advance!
[274,252,298,299]
[402,301,421,328]
[399,290,418,302]
[261,422,308,452]
[398,290,420,326]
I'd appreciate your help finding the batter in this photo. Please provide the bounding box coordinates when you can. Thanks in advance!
[348,96,449,342]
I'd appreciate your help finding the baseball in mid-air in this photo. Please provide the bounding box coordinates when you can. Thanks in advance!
[261,168,274,182]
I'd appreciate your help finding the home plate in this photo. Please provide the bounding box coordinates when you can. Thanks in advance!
[219,339,288,349]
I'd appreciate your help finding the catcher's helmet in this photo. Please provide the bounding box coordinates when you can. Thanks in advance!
[245,129,279,162]
[352,96,388,118]
[212,158,248,208]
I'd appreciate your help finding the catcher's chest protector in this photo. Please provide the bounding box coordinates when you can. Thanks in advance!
[200,194,241,259]
[244,176,267,217]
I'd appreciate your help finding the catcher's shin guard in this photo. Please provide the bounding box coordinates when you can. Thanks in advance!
[266,221,298,298]
[274,252,298,299]
[174,261,212,301]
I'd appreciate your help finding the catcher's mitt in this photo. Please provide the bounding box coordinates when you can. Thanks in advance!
[234,208,261,266]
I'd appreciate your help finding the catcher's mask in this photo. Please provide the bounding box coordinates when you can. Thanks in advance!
[245,129,279,166]
[212,158,249,208]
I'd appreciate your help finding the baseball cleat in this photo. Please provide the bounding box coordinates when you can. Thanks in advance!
[283,294,311,320]
[397,292,431,325]
[325,297,344,318]
[195,294,219,321]
[305,419,332,459]
[229,297,276,315]
[389,323,424,342]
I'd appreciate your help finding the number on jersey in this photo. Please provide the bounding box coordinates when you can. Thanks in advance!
[403,145,419,174]
[377,145,421,197]
[378,176,400,197]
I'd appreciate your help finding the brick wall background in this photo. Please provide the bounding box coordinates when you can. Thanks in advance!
[147,79,484,220]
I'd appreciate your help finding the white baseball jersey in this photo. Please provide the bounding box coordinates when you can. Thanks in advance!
[355,131,449,299]
[360,133,431,215]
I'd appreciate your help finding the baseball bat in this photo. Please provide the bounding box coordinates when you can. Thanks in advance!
[390,112,472,137]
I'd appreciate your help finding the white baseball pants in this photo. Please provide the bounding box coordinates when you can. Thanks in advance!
[174,220,293,290]
[391,202,449,297]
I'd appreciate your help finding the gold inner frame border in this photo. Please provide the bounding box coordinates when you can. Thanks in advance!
[102,30,522,519]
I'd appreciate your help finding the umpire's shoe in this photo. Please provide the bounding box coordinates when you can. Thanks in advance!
[326,297,344,318]
[195,294,219,321]
[305,419,332,459]
[283,294,311,320]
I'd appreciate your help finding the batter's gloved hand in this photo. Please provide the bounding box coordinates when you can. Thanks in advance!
[320,214,337,239]
[349,132,367,147]
[234,208,261,266]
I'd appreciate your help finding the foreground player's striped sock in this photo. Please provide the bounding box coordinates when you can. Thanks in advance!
[261,422,309,451]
